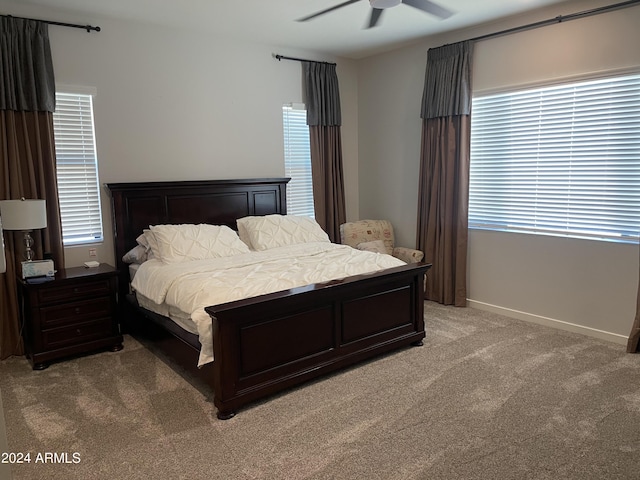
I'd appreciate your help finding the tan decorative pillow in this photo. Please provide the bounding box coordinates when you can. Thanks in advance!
[356,240,388,254]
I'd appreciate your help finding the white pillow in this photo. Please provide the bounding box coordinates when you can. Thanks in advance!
[136,231,151,249]
[236,221,253,250]
[134,230,158,261]
[236,215,330,251]
[148,224,250,263]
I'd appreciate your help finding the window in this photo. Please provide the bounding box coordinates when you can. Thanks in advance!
[282,103,315,217]
[469,72,640,243]
[53,91,103,245]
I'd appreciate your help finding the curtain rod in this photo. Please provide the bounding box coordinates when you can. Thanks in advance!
[0,14,100,32]
[273,54,336,66]
[463,0,639,44]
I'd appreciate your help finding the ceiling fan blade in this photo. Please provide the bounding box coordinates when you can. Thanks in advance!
[297,0,362,22]
[366,8,384,28]
[402,0,454,19]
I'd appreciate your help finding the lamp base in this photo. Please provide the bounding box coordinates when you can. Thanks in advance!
[22,230,35,262]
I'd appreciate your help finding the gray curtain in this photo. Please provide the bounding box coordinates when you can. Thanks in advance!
[416,41,473,306]
[0,17,56,111]
[0,17,63,359]
[302,61,346,242]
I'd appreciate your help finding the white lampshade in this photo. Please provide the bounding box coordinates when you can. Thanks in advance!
[0,199,47,231]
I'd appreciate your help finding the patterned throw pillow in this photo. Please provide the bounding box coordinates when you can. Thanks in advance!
[355,240,388,254]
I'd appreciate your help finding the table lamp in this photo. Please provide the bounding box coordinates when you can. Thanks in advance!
[0,198,47,262]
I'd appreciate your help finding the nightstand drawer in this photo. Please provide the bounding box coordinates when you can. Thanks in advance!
[37,279,112,304]
[41,320,113,349]
[41,297,113,328]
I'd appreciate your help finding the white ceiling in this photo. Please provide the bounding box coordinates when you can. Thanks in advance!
[10,0,581,58]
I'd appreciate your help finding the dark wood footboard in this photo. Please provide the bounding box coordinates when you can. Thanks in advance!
[206,262,430,419]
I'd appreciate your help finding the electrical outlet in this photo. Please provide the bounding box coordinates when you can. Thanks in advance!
[89,248,97,257]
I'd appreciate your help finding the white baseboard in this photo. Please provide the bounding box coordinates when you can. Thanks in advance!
[467,299,629,346]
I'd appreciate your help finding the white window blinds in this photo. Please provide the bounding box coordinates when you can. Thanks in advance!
[469,72,640,243]
[53,92,103,245]
[283,103,315,218]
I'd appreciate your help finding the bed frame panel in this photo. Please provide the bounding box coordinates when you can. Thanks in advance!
[106,178,430,419]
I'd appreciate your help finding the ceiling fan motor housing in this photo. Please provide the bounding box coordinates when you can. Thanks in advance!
[369,0,402,8]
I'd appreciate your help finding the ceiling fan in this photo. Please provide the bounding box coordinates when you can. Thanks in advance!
[297,0,454,29]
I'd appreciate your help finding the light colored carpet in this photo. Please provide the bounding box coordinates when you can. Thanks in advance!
[2,301,640,479]
[0,386,12,479]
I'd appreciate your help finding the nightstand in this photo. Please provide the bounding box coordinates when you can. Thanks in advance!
[17,263,124,370]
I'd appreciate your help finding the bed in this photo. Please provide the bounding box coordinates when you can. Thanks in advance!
[106,178,431,419]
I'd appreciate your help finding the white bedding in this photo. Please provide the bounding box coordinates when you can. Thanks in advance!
[131,242,405,366]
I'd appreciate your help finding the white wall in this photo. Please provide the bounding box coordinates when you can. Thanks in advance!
[0,2,359,268]
[358,0,640,342]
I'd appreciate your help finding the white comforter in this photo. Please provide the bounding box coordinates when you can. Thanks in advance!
[131,242,405,366]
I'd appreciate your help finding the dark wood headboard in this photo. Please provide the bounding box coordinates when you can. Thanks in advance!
[105,178,290,299]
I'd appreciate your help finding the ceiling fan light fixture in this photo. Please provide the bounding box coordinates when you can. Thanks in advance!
[369,0,402,9]
[298,0,454,26]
